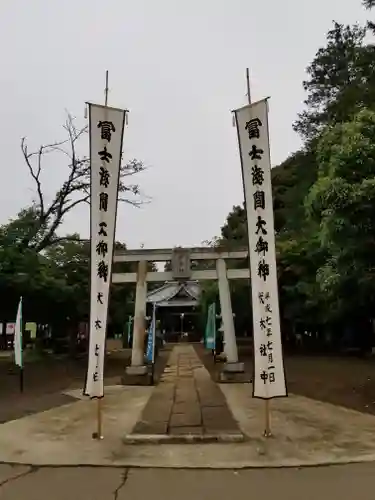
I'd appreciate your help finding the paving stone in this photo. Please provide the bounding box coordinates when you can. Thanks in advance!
[175,397,199,407]
[202,406,238,432]
[175,386,196,397]
[175,382,196,392]
[173,402,199,414]
[133,420,168,434]
[196,388,226,407]
[197,384,225,397]
[175,388,197,397]
[170,410,201,427]
[201,406,234,421]
[175,392,198,405]
[150,393,174,406]
[150,395,174,406]
[195,380,222,393]
[169,426,203,435]
[198,394,226,407]
[175,385,195,395]
[133,385,173,433]
[154,382,175,392]
[139,407,172,424]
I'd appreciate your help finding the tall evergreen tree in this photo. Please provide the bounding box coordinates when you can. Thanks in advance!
[293,22,375,141]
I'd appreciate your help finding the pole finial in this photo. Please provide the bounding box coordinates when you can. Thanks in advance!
[104,70,109,107]
[246,68,251,105]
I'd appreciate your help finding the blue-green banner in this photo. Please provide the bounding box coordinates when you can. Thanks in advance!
[205,303,216,350]
[146,303,156,363]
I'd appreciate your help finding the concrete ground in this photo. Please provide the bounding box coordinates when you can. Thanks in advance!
[2,344,375,497]
[1,348,375,467]
[1,464,375,499]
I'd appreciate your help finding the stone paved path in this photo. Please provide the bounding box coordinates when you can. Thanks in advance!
[130,344,243,441]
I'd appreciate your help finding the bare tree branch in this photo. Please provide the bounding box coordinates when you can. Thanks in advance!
[19,112,147,252]
[21,138,45,218]
[47,235,89,246]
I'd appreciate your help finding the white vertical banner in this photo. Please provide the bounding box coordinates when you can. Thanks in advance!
[234,98,287,399]
[84,103,126,398]
[14,297,23,368]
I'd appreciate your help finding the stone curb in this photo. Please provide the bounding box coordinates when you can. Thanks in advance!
[122,432,246,444]
[3,454,375,469]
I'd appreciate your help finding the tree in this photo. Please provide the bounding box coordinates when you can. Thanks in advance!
[271,151,318,235]
[305,108,375,350]
[20,113,146,253]
[217,149,325,341]
[219,151,318,244]
[44,234,90,318]
[214,12,375,350]
[363,0,375,32]
[220,205,247,248]
[44,238,148,329]
[0,204,140,342]
[276,235,327,340]
[293,22,375,141]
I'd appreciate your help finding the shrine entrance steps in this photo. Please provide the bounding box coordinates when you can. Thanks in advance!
[123,344,244,443]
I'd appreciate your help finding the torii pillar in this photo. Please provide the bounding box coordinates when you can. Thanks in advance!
[126,260,148,375]
[216,258,244,373]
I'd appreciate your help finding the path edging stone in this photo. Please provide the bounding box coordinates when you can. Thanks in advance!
[122,432,245,444]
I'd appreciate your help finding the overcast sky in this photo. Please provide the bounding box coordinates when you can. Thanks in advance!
[0,0,369,250]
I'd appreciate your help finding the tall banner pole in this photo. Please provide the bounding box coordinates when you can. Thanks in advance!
[245,70,271,436]
[84,71,127,440]
[246,70,269,436]
[97,69,109,440]
[95,71,108,441]
[233,69,287,437]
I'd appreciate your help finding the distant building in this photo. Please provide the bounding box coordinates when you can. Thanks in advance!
[146,281,201,342]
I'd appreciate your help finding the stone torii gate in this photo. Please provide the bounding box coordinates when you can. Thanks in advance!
[112,246,250,377]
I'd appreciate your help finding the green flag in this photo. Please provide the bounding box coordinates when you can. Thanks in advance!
[205,303,216,350]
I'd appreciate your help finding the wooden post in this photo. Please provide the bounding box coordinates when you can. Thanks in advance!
[97,398,103,438]
[19,366,24,393]
[246,68,272,437]
[92,397,103,440]
[264,399,271,437]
